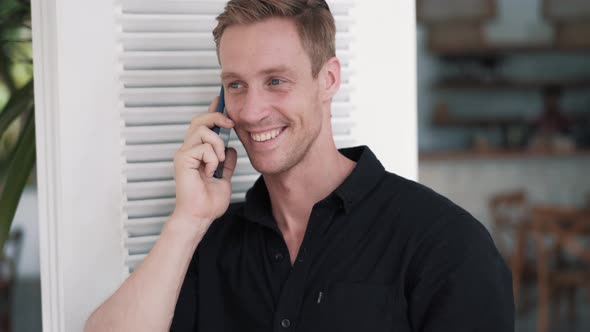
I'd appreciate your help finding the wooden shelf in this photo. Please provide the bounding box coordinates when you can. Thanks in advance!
[433,111,590,128]
[420,149,590,161]
[436,78,590,90]
[432,45,590,58]
[434,116,527,127]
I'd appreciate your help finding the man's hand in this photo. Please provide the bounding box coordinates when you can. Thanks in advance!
[85,95,238,332]
[172,96,238,228]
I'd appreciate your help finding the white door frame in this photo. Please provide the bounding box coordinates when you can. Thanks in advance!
[32,0,126,330]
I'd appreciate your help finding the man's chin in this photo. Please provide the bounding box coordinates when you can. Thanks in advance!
[249,156,289,176]
[251,161,283,176]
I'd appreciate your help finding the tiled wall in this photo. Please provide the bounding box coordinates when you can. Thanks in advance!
[419,157,590,229]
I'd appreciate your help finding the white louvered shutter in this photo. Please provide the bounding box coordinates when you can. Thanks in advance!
[117,0,356,272]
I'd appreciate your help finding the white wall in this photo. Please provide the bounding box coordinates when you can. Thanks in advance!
[420,156,590,230]
[32,0,124,330]
[351,0,418,180]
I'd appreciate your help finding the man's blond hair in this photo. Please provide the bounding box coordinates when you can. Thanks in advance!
[213,0,336,78]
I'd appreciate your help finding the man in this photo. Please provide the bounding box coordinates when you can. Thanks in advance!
[86,1,514,331]
[528,85,574,152]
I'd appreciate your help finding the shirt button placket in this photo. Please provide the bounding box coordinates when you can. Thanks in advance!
[296,247,307,263]
[272,206,328,332]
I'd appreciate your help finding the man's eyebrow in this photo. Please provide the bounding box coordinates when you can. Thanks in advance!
[220,72,241,81]
[260,66,295,76]
[220,66,296,81]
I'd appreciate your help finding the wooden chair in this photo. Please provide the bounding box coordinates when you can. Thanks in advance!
[489,190,535,311]
[532,206,590,332]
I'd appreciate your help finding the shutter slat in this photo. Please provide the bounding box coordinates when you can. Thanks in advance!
[123,142,247,163]
[122,0,353,16]
[125,174,259,200]
[125,217,166,227]
[122,106,209,125]
[121,84,352,107]
[126,224,164,238]
[121,117,352,144]
[125,192,246,219]
[126,254,146,268]
[121,51,219,70]
[122,102,353,126]
[121,68,352,88]
[125,235,160,255]
[122,69,221,87]
[119,14,353,33]
[123,135,353,163]
[120,32,352,51]
[124,158,257,182]
[121,0,226,15]
[119,14,217,32]
[121,50,352,70]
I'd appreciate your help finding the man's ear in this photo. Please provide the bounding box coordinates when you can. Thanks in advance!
[320,57,341,102]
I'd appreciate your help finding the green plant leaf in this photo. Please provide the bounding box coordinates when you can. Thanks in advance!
[0,79,33,135]
[0,105,35,252]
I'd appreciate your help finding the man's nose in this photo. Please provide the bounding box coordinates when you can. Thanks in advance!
[237,87,271,124]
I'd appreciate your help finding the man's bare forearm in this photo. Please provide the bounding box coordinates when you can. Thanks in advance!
[85,214,209,331]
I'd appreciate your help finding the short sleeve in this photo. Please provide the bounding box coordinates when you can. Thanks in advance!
[407,213,514,332]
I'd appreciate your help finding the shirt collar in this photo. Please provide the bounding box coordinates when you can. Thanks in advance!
[333,145,386,213]
[240,145,386,226]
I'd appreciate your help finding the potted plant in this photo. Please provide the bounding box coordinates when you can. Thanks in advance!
[0,0,34,329]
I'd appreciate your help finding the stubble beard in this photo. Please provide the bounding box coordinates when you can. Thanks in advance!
[246,121,322,176]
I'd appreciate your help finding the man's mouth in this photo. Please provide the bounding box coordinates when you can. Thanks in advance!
[250,127,286,142]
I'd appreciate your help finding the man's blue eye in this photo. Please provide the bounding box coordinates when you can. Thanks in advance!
[230,82,240,89]
[271,79,281,85]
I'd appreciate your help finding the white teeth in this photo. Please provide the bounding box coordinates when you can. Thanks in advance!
[251,128,281,142]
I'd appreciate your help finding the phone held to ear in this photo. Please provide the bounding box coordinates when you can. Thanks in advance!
[211,87,232,179]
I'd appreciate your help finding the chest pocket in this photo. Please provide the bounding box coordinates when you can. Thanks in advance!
[308,282,400,331]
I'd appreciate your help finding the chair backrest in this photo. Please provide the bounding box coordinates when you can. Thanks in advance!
[488,190,529,257]
[532,205,590,278]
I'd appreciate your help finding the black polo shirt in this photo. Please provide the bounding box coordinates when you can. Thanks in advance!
[171,146,514,332]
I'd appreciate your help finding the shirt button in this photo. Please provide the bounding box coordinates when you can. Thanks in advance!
[271,251,284,262]
[280,318,291,328]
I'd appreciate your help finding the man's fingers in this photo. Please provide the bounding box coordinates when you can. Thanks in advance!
[183,113,234,150]
[187,112,233,133]
[177,95,235,178]
[183,125,227,161]
[221,147,238,181]
[175,143,219,177]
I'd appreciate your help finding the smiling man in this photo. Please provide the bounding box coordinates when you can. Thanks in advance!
[85,1,514,331]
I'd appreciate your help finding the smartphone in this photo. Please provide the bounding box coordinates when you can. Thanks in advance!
[211,87,232,179]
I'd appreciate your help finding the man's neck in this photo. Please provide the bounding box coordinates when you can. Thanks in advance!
[263,138,356,236]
